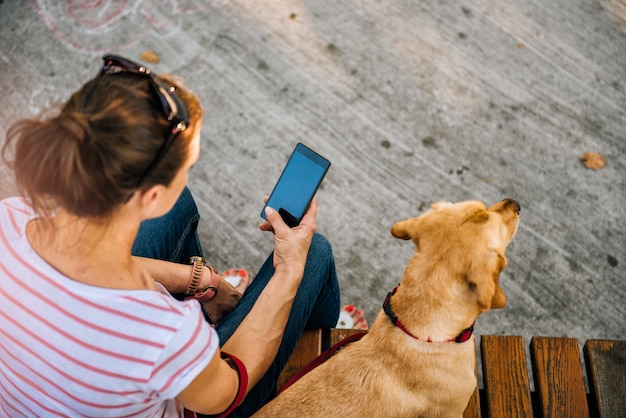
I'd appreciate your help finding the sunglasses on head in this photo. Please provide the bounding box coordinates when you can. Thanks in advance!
[100,54,190,188]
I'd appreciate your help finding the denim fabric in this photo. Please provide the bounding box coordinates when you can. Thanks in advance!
[219,233,340,417]
[131,187,203,263]
[132,187,340,416]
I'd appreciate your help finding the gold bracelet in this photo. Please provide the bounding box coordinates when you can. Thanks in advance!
[185,256,206,297]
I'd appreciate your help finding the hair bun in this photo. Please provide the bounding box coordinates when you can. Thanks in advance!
[55,112,93,145]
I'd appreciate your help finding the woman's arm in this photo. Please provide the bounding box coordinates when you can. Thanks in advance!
[134,255,242,324]
[132,256,193,293]
[223,200,318,388]
[176,199,318,414]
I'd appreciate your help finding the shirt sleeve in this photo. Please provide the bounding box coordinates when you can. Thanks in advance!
[148,300,219,400]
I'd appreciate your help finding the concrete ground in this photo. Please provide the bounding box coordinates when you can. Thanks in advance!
[1,0,624,357]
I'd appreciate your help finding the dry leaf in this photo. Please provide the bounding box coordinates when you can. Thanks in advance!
[580,152,605,170]
[140,50,159,64]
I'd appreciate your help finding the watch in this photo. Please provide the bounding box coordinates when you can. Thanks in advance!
[185,256,219,301]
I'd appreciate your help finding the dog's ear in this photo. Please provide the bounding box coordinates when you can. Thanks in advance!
[431,201,453,211]
[471,276,506,310]
[467,252,507,310]
[391,202,447,241]
[391,218,418,241]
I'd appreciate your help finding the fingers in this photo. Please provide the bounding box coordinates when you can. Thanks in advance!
[299,198,318,228]
[259,220,273,232]
[263,206,288,234]
[258,196,273,232]
[259,198,319,232]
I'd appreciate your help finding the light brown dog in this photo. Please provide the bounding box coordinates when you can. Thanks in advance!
[254,198,520,418]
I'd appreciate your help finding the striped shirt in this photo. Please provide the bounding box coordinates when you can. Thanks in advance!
[0,197,219,417]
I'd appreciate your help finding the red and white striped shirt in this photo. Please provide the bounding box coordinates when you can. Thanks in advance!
[0,197,219,417]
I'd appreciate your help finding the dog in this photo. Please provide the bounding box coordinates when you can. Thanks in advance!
[253,198,520,418]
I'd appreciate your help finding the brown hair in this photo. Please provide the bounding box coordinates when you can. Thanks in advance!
[2,72,203,219]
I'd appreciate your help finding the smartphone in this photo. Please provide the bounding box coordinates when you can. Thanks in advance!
[260,143,331,227]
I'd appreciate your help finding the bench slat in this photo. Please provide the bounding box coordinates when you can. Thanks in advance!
[481,335,533,418]
[584,340,626,418]
[530,337,589,418]
[279,330,625,416]
[276,329,323,391]
[328,327,366,346]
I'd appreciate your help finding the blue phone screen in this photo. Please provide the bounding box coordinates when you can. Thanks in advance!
[261,144,330,227]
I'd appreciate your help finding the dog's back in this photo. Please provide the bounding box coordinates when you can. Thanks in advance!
[255,319,477,417]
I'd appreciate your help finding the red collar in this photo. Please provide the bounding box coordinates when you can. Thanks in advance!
[383,285,475,343]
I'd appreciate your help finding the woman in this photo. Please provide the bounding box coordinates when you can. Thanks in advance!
[0,55,340,417]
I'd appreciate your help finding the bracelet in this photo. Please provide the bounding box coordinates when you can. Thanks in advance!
[185,256,206,297]
[194,265,219,302]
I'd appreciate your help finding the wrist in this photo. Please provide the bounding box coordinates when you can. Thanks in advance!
[185,256,206,296]
[185,257,219,302]
[270,267,304,294]
[273,265,304,282]
[195,265,219,302]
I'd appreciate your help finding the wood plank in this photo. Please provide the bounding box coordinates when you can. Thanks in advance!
[481,335,533,418]
[530,337,589,418]
[276,329,322,391]
[584,340,626,418]
[328,327,368,347]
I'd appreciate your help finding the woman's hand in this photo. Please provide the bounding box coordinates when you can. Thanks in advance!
[197,267,242,325]
[260,198,318,281]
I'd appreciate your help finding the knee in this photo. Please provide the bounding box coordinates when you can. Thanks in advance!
[306,233,337,278]
[309,233,333,259]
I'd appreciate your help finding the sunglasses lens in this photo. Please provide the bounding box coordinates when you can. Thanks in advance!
[151,79,188,127]
[101,55,149,75]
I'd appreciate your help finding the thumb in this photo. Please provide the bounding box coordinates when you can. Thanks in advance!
[264,206,287,232]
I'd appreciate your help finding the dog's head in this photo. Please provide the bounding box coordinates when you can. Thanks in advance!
[390,199,520,311]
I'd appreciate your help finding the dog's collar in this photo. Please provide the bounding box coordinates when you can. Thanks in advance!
[383,285,475,343]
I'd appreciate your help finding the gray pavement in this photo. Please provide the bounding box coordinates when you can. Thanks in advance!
[1,0,624,354]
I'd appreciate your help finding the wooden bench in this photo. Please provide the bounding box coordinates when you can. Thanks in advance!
[277,329,626,417]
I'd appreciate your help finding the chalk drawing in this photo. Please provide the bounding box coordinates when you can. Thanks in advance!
[28,0,229,54]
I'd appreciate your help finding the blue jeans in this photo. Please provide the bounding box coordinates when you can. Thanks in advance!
[132,187,341,417]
